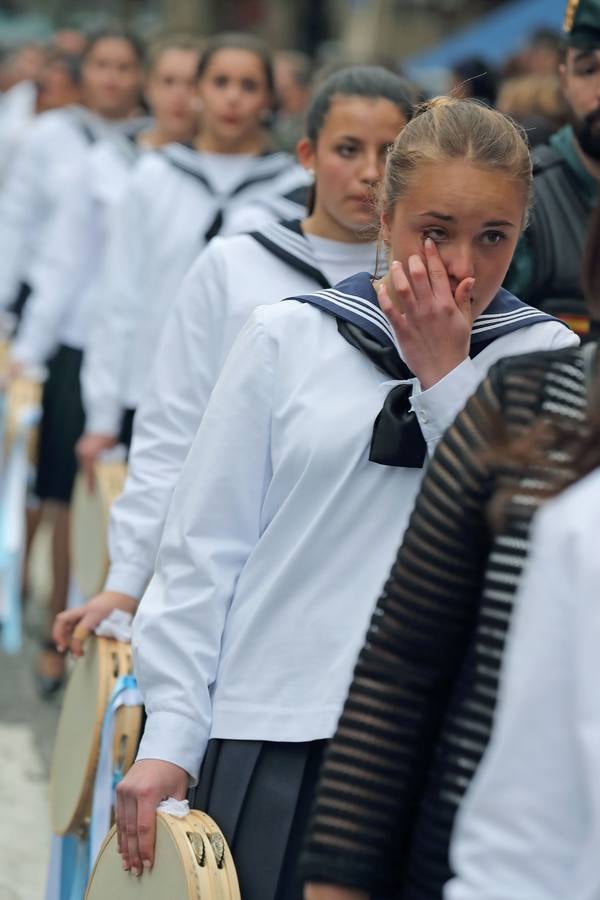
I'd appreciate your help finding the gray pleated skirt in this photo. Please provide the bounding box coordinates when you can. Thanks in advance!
[191,739,327,900]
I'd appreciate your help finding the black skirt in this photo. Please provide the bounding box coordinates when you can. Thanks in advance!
[35,344,85,503]
[118,407,136,452]
[191,739,327,900]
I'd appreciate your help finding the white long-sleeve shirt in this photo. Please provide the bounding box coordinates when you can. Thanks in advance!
[133,292,576,782]
[105,226,377,598]
[446,468,600,900]
[0,105,120,311]
[80,144,310,434]
[10,134,145,367]
[0,79,37,183]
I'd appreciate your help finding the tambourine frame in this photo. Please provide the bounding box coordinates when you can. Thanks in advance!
[85,810,241,900]
[49,637,140,836]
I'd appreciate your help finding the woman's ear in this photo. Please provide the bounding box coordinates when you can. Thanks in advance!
[296,136,315,172]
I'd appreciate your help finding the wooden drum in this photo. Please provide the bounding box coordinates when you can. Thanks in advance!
[70,461,127,598]
[49,636,142,836]
[86,810,240,900]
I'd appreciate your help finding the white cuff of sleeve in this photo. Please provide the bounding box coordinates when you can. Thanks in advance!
[84,405,123,437]
[136,710,208,785]
[410,357,479,446]
[104,562,151,600]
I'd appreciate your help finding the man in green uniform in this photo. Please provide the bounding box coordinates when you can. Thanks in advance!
[504,0,600,338]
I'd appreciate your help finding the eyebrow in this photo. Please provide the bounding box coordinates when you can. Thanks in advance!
[573,49,598,64]
[418,211,516,228]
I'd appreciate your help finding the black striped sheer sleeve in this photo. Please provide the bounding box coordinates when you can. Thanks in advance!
[300,368,505,896]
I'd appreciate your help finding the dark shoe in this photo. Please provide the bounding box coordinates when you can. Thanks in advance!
[34,640,65,698]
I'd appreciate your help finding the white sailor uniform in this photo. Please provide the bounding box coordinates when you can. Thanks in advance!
[0,105,146,316]
[9,129,148,502]
[104,220,378,598]
[79,145,310,441]
[132,271,577,900]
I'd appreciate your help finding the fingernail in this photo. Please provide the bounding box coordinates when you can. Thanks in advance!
[122,862,129,871]
[143,860,151,871]
[391,259,400,269]
[424,237,434,249]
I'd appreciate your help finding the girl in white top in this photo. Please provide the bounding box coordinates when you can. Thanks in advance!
[0,28,146,315]
[446,463,600,900]
[115,98,576,900]
[54,65,417,651]
[12,38,201,696]
[75,32,308,470]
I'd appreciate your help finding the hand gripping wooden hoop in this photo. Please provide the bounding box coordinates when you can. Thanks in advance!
[70,461,127,598]
[49,636,142,836]
[85,810,241,900]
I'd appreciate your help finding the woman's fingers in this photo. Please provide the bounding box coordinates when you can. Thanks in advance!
[423,236,453,302]
[454,276,476,321]
[52,608,82,652]
[124,788,142,874]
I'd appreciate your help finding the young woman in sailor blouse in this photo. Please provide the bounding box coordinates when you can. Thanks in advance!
[54,64,416,654]
[0,28,146,315]
[72,32,308,476]
[115,98,576,900]
[9,37,202,696]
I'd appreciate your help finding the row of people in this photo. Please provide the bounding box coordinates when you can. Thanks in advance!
[0,5,596,898]
[65,86,575,900]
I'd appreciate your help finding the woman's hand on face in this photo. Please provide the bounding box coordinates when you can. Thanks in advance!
[304,885,370,900]
[52,591,138,657]
[379,237,475,390]
[116,759,190,875]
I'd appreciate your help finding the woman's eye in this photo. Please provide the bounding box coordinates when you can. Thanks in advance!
[337,144,357,158]
[213,75,229,88]
[422,228,446,243]
[481,230,507,246]
[241,78,259,93]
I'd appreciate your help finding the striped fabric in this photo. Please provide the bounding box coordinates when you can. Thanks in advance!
[300,345,592,899]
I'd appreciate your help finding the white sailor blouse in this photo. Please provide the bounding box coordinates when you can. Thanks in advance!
[0,105,142,311]
[105,221,378,599]
[80,144,310,433]
[133,270,577,781]
[10,131,147,368]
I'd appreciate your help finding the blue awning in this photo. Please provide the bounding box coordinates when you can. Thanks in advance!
[405,0,567,72]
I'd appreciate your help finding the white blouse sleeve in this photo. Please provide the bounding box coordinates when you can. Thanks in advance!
[133,307,275,781]
[10,163,98,366]
[0,122,45,309]
[80,175,146,435]
[410,321,579,455]
[446,502,580,900]
[104,243,228,599]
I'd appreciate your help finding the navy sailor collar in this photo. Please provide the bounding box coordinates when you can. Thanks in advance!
[160,143,297,197]
[250,220,331,289]
[288,270,568,358]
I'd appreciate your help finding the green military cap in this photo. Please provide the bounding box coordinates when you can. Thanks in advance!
[564,0,600,48]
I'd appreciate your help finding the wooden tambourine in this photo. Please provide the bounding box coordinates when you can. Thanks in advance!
[86,810,240,900]
[49,636,142,836]
[70,461,127,598]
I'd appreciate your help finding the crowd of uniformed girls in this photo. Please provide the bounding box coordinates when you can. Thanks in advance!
[1,22,599,900]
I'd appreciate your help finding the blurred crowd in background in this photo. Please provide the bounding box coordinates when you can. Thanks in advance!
[0,18,575,164]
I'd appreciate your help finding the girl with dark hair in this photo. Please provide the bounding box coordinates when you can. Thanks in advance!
[68,32,308,479]
[55,64,416,657]
[301,149,600,900]
[0,28,146,314]
[8,37,203,694]
[115,97,574,900]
